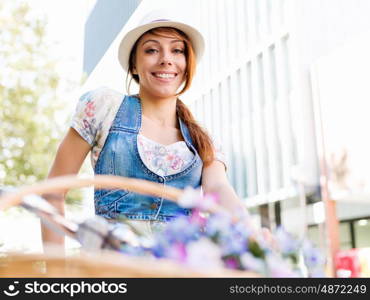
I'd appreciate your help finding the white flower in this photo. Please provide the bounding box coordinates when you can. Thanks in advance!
[240,252,265,273]
[266,253,300,277]
[198,193,219,211]
[186,237,223,270]
[178,187,202,208]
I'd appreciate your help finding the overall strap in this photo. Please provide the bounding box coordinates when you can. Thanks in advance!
[110,95,141,133]
[110,95,197,152]
[178,117,194,146]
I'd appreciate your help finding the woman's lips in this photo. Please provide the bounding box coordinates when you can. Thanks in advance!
[151,72,178,82]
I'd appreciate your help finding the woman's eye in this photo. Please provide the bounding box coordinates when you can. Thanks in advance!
[145,48,158,54]
[174,49,184,54]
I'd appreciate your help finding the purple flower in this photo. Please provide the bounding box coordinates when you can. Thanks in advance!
[274,227,300,254]
[117,191,326,278]
[190,209,208,227]
[204,213,232,236]
[167,242,187,262]
[302,239,326,277]
[219,229,248,255]
[162,215,200,243]
[224,257,240,269]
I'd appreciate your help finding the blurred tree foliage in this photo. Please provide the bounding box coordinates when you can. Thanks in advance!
[0,1,86,205]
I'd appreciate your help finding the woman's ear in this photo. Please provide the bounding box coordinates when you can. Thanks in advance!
[132,66,138,75]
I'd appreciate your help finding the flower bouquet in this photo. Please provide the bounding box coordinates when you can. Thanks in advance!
[0,175,326,277]
[117,189,326,277]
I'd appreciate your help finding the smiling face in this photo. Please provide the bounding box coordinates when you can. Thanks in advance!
[133,32,187,99]
[128,27,196,98]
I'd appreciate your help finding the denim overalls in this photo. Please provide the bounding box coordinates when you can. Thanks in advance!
[94,95,203,221]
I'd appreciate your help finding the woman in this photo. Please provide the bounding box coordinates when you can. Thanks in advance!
[43,12,245,246]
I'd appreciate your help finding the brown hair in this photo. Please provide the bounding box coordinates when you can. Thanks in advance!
[127,27,215,166]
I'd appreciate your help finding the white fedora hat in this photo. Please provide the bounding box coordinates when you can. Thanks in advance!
[118,10,205,72]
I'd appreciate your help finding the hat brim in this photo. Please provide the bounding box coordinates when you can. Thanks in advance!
[118,20,204,72]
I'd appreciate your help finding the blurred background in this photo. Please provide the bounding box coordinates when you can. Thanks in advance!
[1,0,370,277]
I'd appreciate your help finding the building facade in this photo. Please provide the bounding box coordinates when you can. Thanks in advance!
[82,0,370,254]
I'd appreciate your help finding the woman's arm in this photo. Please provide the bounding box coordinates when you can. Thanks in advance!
[201,160,246,215]
[42,127,91,249]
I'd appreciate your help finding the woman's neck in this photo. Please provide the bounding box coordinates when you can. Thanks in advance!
[139,92,178,128]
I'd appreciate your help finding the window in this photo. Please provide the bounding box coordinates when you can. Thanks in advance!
[354,218,370,248]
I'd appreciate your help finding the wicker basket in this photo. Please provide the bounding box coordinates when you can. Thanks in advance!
[0,250,260,278]
[0,175,259,278]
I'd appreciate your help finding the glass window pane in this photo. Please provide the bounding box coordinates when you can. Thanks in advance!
[354,219,370,248]
[339,222,352,250]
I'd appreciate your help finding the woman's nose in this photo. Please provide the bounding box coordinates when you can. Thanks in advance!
[159,50,173,66]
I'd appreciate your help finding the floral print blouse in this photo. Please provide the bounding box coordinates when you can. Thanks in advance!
[137,134,194,176]
[71,87,227,175]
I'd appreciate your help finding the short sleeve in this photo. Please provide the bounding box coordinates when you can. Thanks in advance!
[212,136,228,171]
[70,88,106,146]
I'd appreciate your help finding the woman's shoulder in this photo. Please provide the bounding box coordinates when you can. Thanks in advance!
[72,86,126,128]
[71,87,126,146]
[79,86,124,105]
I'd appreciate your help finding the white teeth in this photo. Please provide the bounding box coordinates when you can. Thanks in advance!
[154,73,175,78]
